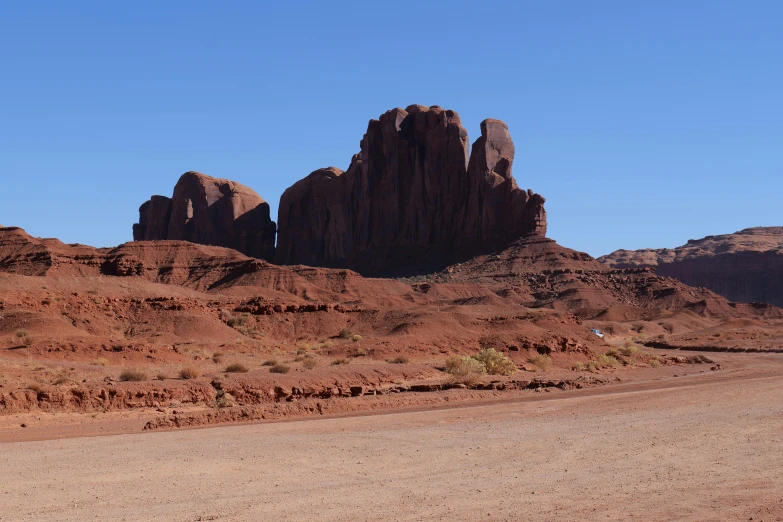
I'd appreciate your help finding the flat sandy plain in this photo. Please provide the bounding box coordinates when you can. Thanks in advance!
[1,352,782,521]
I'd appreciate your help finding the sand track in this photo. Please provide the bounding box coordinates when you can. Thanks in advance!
[2,352,782,521]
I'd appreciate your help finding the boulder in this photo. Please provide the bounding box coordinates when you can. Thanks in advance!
[133,172,276,261]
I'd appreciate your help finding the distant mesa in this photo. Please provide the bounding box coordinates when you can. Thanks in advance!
[132,105,547,276]
[133,171,276,261]
[599,227,783,307]
[275,105,547,275]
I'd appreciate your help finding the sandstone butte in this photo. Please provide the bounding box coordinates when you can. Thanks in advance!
[133,171,277,262]
[133,105,547,276]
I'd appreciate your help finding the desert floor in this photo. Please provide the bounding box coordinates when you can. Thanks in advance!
[1,351,782,521]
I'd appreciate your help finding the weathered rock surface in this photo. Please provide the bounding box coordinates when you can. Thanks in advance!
[276,105,547,275]
[133,172,276,261]
[599,227,783,307]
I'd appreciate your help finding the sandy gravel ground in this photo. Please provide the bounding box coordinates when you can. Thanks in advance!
[1,353,782,521]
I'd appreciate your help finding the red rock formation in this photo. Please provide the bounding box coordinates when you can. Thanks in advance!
[599,227,783,307]
[276,105,547,275]
[133,172,276,261]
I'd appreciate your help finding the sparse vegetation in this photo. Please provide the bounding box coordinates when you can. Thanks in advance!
[269,363,290,374]
[389,355,409,364]
[92,357,109,367]
[351,334,363,342]
[15,330,32,347]
[338,328,354,339]
[444,355,486,385]
[262,359,278,366]
[473,348,516,375]
[572,361,586,371]
[179,366,200,379]
[331,358,349,366]
[597,354,619,368]
[212,352,224,364]
[620,344,639,356]
[225,363,249,373]
[528,354,552,371]
[302,357,318,370]
[119,369,147,382]
[156,373,168,380]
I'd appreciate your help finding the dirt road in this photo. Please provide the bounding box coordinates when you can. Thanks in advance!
[2,353,782,521]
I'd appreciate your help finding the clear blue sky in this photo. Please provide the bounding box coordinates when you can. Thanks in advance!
[1,1,780,257]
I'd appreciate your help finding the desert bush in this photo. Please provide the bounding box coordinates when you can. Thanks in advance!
[351,334,363,342]
[445,355,486,384]
[472,348,516,376]
[261,359,278,366]
[269,363,290,374]
[528,354,552,371]
[606,348,619,357]
[331,358,349,366]
[16,330,29,339]
[212,352,224,364]
[302,357,318,370]
[225,363,249,373]
[650,359,661,368]
[338,328,354,339]
[93,357,109,367]
[389,355,409,364]
[119,369,147,382]
[179,366,200,379]
[227,314,248,328]
[620,344,638,357]
[572,361,585,371]
[156,373,168,380]
[597,354,619,368]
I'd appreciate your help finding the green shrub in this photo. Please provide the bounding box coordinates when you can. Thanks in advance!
[597,354,619,368]
[620,344,639,357]
[528,354,552,371]
[472,348,516,376]
[444,356,486,385]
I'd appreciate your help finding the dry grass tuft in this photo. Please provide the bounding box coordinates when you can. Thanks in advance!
[225,363,249,373]
[119,369,147,382]
[179,366,200,380]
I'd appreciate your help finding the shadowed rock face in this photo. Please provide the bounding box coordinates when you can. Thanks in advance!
[133,172,276,261]
[599,227,783,307]
[276,105,547,275]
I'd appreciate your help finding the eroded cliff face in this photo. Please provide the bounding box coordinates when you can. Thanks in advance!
[276,105,547,275]
[599,227,783,307]
[133,172,276,261]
